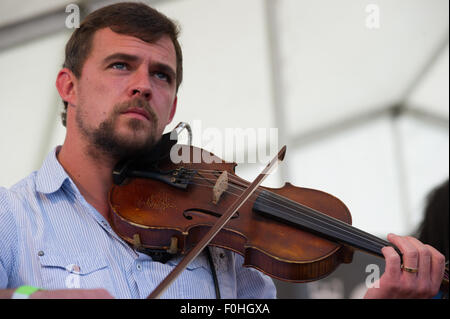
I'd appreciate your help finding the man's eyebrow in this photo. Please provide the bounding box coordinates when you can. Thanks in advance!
[102,53,140,65]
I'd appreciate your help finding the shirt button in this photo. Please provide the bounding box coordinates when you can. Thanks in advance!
[101,221,108,228]
[37,250,45,257]
[136,263,142,271]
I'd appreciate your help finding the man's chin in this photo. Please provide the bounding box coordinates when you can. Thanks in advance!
[89,131,158,162]
[122,116,161,137]
[113,137,158,158]
[86,114,162,160]
[115,117,149,134]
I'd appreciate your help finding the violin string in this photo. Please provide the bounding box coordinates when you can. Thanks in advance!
[186,169,378,246]
[188,171,389,251]
[188,175,388,254]
[183,169,447,280]
[239,179,391,250]
[253,187,390,251]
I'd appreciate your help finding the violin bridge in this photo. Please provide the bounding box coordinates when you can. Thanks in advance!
[212,171,228,204]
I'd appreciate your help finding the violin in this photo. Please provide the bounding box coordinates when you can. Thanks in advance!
[108,123,449,298]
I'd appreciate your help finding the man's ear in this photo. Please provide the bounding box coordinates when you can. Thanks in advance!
[56,68,77,107]
[167,96,177,124]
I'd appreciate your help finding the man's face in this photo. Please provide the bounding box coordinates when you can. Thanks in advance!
[72,27,178,159]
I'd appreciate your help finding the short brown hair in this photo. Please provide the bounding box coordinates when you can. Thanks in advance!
[61,2,183,126]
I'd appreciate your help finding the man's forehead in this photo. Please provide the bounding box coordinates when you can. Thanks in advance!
[90,27,176,66]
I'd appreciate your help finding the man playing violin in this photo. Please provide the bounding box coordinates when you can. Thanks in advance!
[0,2,445,299]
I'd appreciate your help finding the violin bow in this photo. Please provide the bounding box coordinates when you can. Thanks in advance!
[147,145,287,299]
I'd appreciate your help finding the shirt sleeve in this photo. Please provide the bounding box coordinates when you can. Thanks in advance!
[0,187,17,289]
[234,254,277,298]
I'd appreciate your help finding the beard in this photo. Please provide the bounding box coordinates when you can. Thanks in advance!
[76,97,160,161]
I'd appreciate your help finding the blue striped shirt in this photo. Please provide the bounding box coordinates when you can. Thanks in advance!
[0,147,276,299]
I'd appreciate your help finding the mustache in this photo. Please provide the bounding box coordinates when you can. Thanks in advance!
[113,97,158,122]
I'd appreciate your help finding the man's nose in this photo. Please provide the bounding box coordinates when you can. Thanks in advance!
[131,88,151,99]
[129,71,152,100]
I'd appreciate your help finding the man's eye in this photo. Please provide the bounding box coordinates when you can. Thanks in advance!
[154,72,170,82]
[110,62,128,70]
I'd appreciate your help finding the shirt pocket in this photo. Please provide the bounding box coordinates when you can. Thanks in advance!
[38,248,110,291]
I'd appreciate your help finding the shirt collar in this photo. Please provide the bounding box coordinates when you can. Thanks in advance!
[36,146,71,194]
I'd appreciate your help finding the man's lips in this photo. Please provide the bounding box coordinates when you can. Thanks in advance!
[121,108,151,121]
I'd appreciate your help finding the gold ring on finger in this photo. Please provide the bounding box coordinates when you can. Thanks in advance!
[401,264,419,273]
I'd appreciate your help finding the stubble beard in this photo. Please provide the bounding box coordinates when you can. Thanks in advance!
[76,98,160,162]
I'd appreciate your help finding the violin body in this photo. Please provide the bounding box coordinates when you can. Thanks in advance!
[109,145,354,283]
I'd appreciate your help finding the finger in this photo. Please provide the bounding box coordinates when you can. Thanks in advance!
[407,237,432,281]
[424,244,446,290]
[406,237,434,297]
[387,233,419,273]
[381,245,402,279]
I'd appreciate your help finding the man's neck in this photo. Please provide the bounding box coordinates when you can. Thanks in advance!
[57,139,116,221]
